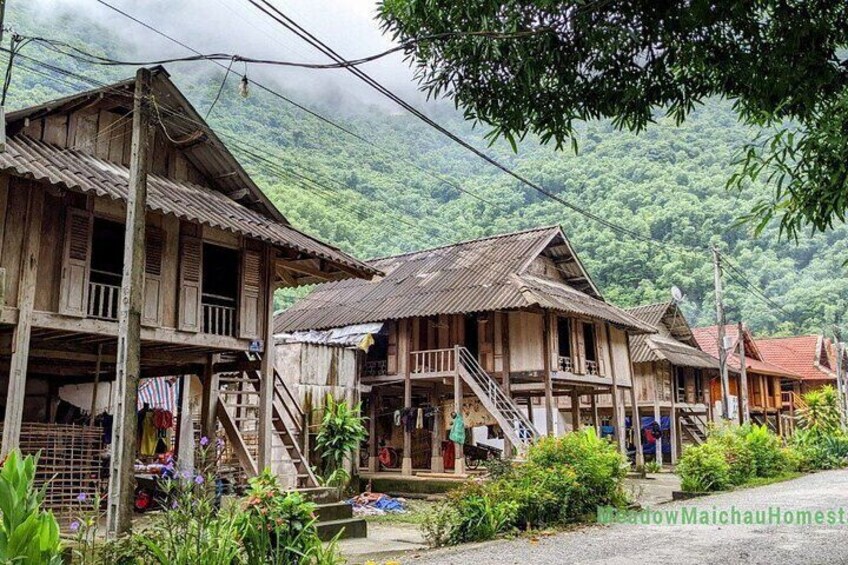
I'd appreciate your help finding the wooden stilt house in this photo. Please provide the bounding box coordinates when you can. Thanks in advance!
[0,68,376,522]
[276,226,654,476]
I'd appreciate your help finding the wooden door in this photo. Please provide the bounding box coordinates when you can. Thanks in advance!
[177,234,202,332]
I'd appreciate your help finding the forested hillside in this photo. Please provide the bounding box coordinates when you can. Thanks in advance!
[6,2,847,336]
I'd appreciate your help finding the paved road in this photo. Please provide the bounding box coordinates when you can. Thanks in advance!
[409,470,848,565]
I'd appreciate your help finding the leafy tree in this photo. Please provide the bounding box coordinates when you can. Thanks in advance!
[378,0,848,238]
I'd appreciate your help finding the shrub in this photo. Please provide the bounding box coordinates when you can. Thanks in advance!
[443,482,517,544]
[489,461,578,528]
[742,424,786,478]
[791,428,848,471]
[527,428,628,517]
[314,394,367,490]
[678,442,731,493]
[797,386,842,435]
[238,470,341,565]
[708,426,754,485]
[420,501,461,548]
[0,451,62,565]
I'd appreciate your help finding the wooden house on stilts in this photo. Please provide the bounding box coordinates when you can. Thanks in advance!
[276,226,655,476]
[0,67,376,531]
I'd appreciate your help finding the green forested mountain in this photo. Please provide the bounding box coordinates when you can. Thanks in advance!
[6,3,847,336]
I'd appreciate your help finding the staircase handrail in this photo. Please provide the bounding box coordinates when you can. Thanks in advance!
[455,346,540,442]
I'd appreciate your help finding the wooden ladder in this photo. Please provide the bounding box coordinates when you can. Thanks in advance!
[678,408,707,445]
[242,352,319,489]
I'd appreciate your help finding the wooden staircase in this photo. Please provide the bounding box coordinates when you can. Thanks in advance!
[678,407,708,445]
[216,352,319,489]
[455,346,540,451]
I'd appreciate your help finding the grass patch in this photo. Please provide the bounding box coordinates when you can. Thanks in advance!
[363,499,436,525]
[739,471,803,489]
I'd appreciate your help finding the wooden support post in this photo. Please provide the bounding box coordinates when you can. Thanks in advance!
[0,186,43,457]
[176,375,195,473]
[653,371,663,465]
[399,320,412,475]
[738,322,750,424]
[430,383,444,473]
[500,312,513,459]
[107,67,152,538]
[526,396,535,425]
[453,367,465,476]
[670,368,679,465]
[625,333,644,468]
[605,324,626,455]
[367,390,378,473]
[590,393,599,434]
[543,312,555,436]
[199,355,218,441]
[570,388,580,432]
[258,246,276,472]
[88,344,104,424]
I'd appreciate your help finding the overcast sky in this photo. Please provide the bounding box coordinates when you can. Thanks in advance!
[25,0,428,106]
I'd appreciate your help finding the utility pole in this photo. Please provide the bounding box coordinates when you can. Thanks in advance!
[712,246,731,421]
[107,67,152,537]
[738,321,749,424]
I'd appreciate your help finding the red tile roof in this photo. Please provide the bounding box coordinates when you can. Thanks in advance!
[755,335,836,381]
[691,325,804,379]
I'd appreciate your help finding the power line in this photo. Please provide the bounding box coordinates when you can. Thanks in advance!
[90,0,501,209]
[245,0,701,254]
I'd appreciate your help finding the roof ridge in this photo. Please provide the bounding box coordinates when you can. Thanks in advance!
[365,225,561,263]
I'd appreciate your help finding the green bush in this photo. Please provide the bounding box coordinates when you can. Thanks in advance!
[742,424,787,478]
[314,394,367,491]
[678,442,732,493]
[421,428,628,547]
[527,428,628,517]
[708,426,754,485]
[791,428,848,471]
[0,451,62,565]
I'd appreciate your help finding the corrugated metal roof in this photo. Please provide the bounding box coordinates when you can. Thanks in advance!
[625,302,720,367]
[276,226,655,333]
[0,135,377,276]
[692,325,804,379]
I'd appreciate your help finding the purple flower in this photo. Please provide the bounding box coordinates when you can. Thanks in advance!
[171,500,179,510]
[194,475,205,485]
[216,437,225,449]
[199,436,210,447]
[77,492,87,503]
[69,520,80,533]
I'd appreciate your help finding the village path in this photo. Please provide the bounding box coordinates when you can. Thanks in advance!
[407,469,848,565]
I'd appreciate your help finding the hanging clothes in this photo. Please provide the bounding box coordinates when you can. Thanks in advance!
[449,413,466,444]
[139,410,158,456]
[416,408,424,429]
[393,410,401,427]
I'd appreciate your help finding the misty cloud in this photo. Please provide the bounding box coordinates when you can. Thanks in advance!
[21,0,432,109]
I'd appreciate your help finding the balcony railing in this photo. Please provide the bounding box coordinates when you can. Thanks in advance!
[558,356,574,372]
[88,281,121,320]
[585,360,599,376]
[364,360,388,377]
[202,299,236,337]
[410,348,455,375]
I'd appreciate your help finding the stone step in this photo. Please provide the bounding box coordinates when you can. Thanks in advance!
[314,501,353,522]
[297,486,340,503]
[315,517,367,541]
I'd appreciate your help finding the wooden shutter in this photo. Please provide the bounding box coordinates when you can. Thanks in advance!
[238,248,263,339]
[386,321,398,374]
[595,322,608,377]
[178,235,202,332]
[59,208,93,317]
[575,322,587,375]
[142,226,164,327]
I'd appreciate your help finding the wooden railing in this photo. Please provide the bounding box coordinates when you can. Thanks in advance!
[202,302,236,337]
[410,348,455,375]
[87,281,120,320]
[558,356,574,372]
[585,360,599,376]
[364,360,388,377]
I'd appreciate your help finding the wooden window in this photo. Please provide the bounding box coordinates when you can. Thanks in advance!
[202,243,239,337]
[86,218,124,320]
[556,317,573,372]
[238,247,263,339]
[582,322,599,375]
[142,225,164,326]
[59,208,93,317]
[177,233,202,332]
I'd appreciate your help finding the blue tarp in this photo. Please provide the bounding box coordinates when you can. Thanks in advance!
[624,416,671,455]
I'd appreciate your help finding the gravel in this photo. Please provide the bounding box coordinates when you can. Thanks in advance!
[408,469,848,565]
